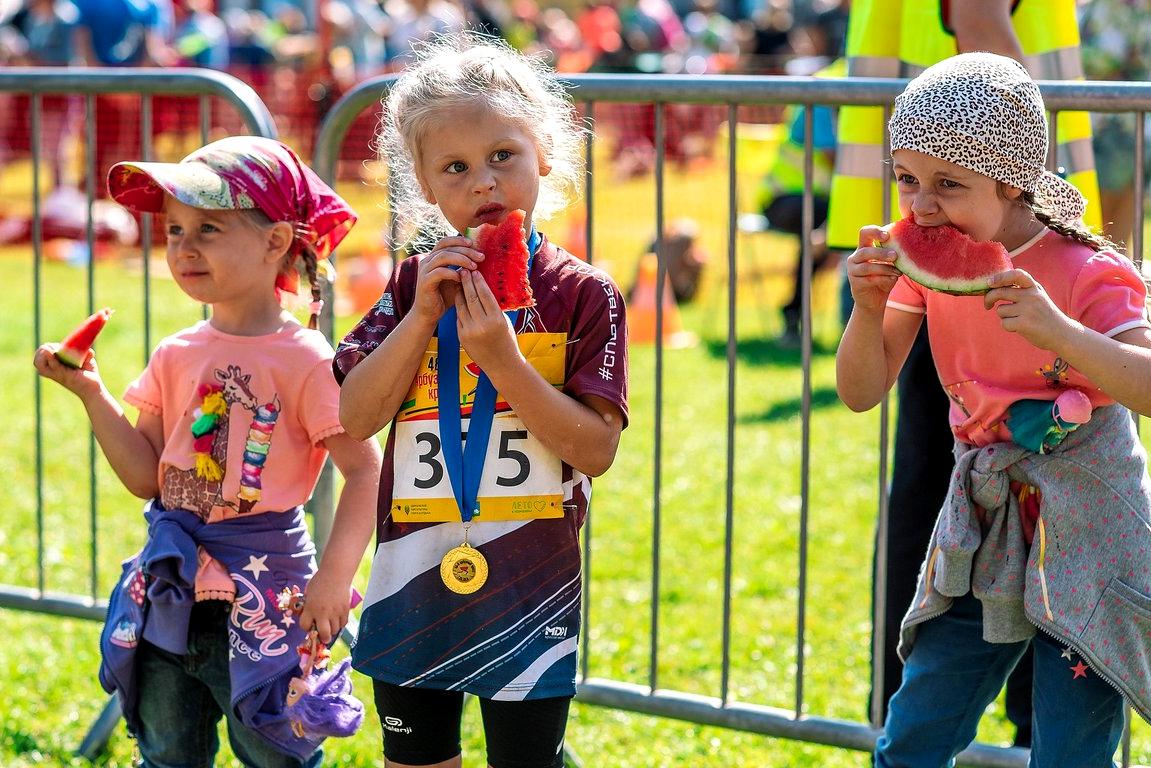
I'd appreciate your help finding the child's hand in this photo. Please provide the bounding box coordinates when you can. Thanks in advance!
[846,226,901,313]
[984,269,1075,351]
[412,235,485,325]
[33,343,104,398]
[298,570,352,646]
[455,269,521,376]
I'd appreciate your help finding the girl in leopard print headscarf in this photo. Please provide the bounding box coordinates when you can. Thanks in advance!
[837,52,1151,766]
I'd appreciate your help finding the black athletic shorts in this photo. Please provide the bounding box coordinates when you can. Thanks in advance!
[373,680,572,768]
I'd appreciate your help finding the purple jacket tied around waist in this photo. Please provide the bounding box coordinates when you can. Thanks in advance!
[99,500,358,760]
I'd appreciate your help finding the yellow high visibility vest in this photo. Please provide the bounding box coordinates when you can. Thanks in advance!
[827,0,1100,250]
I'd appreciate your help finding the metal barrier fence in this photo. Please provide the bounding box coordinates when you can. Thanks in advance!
[1,68,1147,765]
[0,68,278,758]
[0,68,277,624]
[314,74,1149,768]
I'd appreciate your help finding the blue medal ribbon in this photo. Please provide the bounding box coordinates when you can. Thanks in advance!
[436,228,539,523]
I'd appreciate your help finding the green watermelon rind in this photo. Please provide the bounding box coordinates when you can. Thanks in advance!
[54,346,89,369]
[891,251,996,296]
[884,221,1011,296]
[53,307,113,368]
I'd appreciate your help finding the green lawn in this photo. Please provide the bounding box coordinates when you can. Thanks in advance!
[2,146,1151,766]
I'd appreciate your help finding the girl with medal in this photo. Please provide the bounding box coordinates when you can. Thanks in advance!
[335,33,629,768]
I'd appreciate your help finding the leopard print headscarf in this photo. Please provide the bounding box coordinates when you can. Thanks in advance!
[888,52,1087,223]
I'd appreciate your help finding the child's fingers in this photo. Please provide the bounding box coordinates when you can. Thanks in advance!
[435,235,478,253]
[849,246,896,266]
[425,249,481,272]
[455,272,477,321]
[858,225,891,249]
[469,271,501,314]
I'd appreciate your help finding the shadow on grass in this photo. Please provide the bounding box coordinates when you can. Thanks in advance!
[702,336,838,366]
[738,386,843,424]
[0,724,88,765]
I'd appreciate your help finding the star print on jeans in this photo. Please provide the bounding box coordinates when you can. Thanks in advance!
[1071,661,1089,679]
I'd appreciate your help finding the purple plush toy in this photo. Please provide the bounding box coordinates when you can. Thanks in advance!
[277,588,365,741]
[285,656,364,739]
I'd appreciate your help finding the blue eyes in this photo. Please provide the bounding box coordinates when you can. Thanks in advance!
[444,150,515,174]
[166,223,220,236]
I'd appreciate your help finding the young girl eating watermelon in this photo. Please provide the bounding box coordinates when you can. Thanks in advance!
[32,136,383,767]
[335,32,628,768]
[836,52,1151,766]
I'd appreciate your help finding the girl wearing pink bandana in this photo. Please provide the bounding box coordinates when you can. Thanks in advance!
[33,136,382,767]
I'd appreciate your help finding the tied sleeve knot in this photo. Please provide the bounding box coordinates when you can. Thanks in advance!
[933,443,1035,643]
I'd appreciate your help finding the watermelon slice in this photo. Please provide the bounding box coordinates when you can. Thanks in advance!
[474,209,535,311]
[885,219,1012,296]
[55,308,113,368]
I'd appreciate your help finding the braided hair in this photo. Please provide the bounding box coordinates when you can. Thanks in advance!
[299,248,323,330]
[1021,191,1120,254]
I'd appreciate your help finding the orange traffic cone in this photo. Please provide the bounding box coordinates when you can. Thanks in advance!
[338,246,395,317]
[626,252,697,348]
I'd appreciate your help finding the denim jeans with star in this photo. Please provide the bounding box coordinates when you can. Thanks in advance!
[876,591,1125,768]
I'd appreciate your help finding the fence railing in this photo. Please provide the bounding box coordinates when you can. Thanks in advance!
[2,68,1148,766]
[315,73,1149,768]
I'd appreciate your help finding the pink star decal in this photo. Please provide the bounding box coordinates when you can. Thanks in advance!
[1071,661,1089,679]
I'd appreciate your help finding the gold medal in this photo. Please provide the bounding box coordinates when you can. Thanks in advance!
[440,546,488,593]
[440,526,488,594]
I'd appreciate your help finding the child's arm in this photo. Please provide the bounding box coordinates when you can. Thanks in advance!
[454,270,624,476]
[34,345,162,498]
[340,236,484,439]
[835,227,922,411]
[985,269,1151,417]
[298,431,383,645]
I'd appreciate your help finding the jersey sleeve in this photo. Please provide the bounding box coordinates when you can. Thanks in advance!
[298,357,345,444]
[886,274,927,314]
[333,255,418,384]
[1070,250,1150,338]
[123,344,164,415]
[562,267,629,426]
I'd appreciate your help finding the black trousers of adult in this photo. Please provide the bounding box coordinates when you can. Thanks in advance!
[873,324,1035,746]
[762,193,833,324]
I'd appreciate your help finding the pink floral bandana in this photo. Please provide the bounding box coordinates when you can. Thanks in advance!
[107,136,357,294]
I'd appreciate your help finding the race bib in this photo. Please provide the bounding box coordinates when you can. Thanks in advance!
[392,334,567,523]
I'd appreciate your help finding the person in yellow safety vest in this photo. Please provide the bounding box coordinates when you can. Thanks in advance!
[755,58,845,346]
[831,0,1100,751]
[828,0,1101,251]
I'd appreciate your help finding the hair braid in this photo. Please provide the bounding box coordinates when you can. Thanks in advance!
[300,248,323,330]
[1023,192,1119,254]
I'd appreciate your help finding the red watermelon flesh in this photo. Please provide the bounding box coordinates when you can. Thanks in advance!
[55,308,113,368]
[474,209,535,311]
[886,219,1012,296]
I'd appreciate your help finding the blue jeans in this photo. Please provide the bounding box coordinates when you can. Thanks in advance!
[135,601,321,768]
[876,592,1124,768]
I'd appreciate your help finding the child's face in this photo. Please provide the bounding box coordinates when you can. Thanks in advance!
[415,102,549,234]
[893,149,1031,247]
[163,198,284,308]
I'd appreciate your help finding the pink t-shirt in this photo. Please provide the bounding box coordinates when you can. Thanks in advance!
[124,321,344,522]
[888,229,1149,446]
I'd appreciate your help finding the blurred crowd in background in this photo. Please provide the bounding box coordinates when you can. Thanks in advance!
[0,0,848,181]
[0,0,1145,311]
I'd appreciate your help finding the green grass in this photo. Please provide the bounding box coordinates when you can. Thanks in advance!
[2,143,1151,766]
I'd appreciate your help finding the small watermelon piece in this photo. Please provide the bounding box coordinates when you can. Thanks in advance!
[474,209,535,311]
[55,308,113,368]
[885,219,1012,296]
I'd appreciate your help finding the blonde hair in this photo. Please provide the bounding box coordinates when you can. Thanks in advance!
[377,32,588,244]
